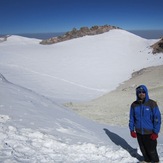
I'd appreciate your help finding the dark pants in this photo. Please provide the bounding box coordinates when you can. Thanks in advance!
[137,133,159,162]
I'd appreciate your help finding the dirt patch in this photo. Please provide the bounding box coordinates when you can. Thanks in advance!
[65,65,163,133]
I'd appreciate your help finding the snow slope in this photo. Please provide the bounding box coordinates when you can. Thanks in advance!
[0,74,143,163]
[0,29,163,162]
[0,29,162,102]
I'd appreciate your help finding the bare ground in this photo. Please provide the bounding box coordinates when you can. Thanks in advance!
[65,65,163,133]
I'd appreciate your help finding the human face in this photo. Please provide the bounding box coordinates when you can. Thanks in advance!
[138,90,146,100]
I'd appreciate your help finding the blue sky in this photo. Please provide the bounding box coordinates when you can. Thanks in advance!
[0,0,163,34]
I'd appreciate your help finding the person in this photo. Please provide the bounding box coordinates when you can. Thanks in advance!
[129,85,161,163]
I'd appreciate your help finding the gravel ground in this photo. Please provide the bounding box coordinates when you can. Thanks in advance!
[65,65,163,133]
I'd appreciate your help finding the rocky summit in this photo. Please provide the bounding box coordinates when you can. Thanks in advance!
[40,25,120,45]
[151,38,163,54]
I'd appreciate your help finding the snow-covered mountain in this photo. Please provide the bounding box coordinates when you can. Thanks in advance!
[0,29,163,162]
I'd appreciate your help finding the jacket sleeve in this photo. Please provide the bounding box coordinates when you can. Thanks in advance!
[129,105,135,132]
[153,105,161,134]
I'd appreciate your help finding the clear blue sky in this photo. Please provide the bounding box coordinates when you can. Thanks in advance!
[0,0,163,34]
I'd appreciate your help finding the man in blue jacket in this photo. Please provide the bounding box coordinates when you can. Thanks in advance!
[129,85,161,163]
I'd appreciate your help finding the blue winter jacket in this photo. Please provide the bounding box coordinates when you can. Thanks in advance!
[129,85,161,134]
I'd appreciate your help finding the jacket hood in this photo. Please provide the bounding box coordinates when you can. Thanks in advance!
[136,85,149,102]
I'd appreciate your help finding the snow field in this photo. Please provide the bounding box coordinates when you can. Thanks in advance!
[0,115,139,163]
[0,29,163,162]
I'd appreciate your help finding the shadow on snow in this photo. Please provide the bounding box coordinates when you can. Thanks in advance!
[103,128,143,161]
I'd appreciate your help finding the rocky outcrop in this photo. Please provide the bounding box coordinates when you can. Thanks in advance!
[40,25,120,45]
[0,35,9,43]
[151,38,163,54]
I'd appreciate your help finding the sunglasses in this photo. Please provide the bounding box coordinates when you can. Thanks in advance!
[138,90,145,94]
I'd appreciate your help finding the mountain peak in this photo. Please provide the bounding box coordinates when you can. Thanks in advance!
[40,25,120,45]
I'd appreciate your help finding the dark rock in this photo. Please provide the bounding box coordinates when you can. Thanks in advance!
[40,24,120,45]
[151,38,163,54]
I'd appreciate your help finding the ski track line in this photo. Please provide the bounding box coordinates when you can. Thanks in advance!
[0,63,107,92]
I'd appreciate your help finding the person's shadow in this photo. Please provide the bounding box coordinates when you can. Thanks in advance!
[103,128,143,161]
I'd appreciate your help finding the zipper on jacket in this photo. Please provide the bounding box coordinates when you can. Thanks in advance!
[140,103,144,134]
